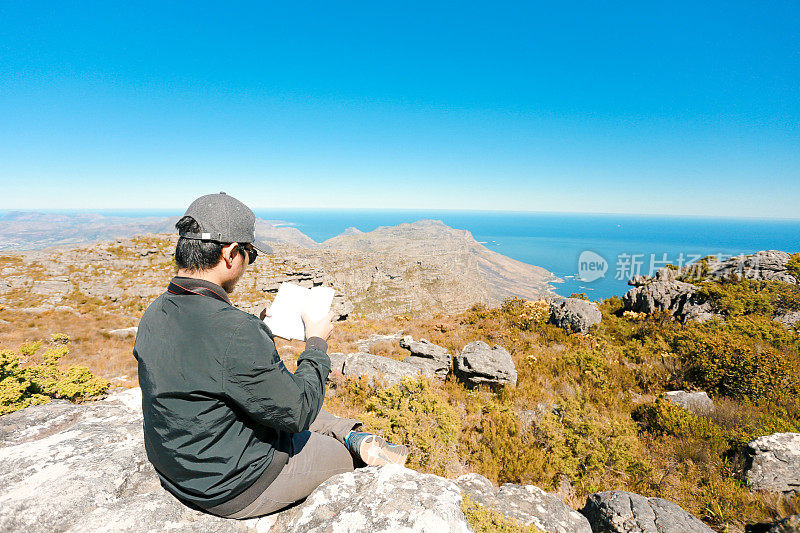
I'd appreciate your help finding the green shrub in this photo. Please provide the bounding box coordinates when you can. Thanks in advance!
[669,320,800,404]
[0,339,110,415]
[337,377,460,476]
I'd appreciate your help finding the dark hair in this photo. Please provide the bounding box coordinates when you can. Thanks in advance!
[174,216,225,271]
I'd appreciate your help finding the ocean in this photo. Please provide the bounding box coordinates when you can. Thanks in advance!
[5,208,798,300]
[254,209,800,300]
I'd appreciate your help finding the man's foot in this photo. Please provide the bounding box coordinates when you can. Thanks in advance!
[345,431,409,466]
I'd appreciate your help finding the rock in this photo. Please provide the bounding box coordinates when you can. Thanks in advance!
[400,335,450,364]
[401,356,448,380]
[343,352,434,385]
[775,311,800,329]
[518,402,561,428]
[0,389,259,532]
[268,465,471,532]
[455,473,591,533]
[328,352,347,373]
[743,433,800,492]
[581,490,714,532]
[400,335,451,379]
[453,341,517,387]
[706,250,798,284]
[17,305,55,313]
[108,326,138,338]
[622,277,717,323]
[549,298,602,334]
[769,515,800,533]
[29,279,72,296]
[665,391,714,414]
[355,331,406,352]
[0,388,479,533]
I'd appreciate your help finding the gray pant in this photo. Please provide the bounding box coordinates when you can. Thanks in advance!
[225,409,363,519]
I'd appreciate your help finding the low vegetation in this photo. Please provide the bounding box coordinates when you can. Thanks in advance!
[1,336,110,414]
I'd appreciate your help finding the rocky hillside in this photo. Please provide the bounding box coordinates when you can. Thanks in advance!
[0,219,556,321]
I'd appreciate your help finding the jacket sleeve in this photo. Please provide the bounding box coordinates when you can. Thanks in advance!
[222,316,331,433]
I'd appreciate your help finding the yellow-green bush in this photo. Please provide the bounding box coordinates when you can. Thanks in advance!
[0,339,110,415]
[335,377,460,476]
[669,319,800,405]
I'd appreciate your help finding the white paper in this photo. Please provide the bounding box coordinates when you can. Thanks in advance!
[264,282,335,341]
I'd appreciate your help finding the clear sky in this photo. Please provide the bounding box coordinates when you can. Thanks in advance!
[1,2,798,218]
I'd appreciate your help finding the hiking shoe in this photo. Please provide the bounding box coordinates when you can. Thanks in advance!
[353,433,409,467]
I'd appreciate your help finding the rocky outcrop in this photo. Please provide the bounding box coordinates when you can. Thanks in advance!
[1,388,602,533]
[623,268,715,323]
[549,297,602,334]
[581,490,714,532]
[665,391,715,414]
[453,341,517,387]
[706,250,798,284]
[622,252,800,323]
[108,326,139,338]
[400,335,452,379]
[743,433,800,493]
[455,473,591,533]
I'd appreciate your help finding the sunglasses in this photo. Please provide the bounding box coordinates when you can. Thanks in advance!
[237,243,257,265]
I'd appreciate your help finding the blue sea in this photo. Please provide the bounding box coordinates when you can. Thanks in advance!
[4,208,799,300]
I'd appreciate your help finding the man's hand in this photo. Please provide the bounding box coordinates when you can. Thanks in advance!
[302,310,336,341]
[259,304,271,321]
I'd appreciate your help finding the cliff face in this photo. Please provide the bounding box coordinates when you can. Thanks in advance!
[319,219,558,316]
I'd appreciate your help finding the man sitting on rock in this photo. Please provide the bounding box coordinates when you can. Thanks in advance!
[134,192,408,519]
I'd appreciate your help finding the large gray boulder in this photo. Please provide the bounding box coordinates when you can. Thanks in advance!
[581,490,713,532]
[622,277,712,322]
[400,335,451,379]
[343,351,435,385]
[453,341,517,387]
[0,387,482,532]
[549,298,602,334]
[743,433,800,492]
[0,388,258,532]
[267,465,471,532]
[455,473,591,533]
[664,391,714,415]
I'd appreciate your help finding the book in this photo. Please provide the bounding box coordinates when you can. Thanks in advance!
[263,282,335,341]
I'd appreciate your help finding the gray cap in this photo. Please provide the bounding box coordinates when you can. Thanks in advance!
[180,192,273,254]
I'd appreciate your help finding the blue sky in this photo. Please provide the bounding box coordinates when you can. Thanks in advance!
[1,2,798,217]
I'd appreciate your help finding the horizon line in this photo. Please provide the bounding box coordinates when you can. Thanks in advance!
[2,206,800,223]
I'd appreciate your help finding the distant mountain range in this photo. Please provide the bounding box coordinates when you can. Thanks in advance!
[0,211,558,310]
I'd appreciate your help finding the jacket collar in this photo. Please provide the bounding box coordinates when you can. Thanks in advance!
[168,276,231,305]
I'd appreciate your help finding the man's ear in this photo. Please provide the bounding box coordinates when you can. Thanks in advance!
[220,243,238,268]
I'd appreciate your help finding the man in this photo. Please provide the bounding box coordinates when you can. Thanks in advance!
[134,192,408,519]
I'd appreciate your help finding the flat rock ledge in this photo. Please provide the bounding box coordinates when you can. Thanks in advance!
[581,490,713,533]
[3,388,593,533]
